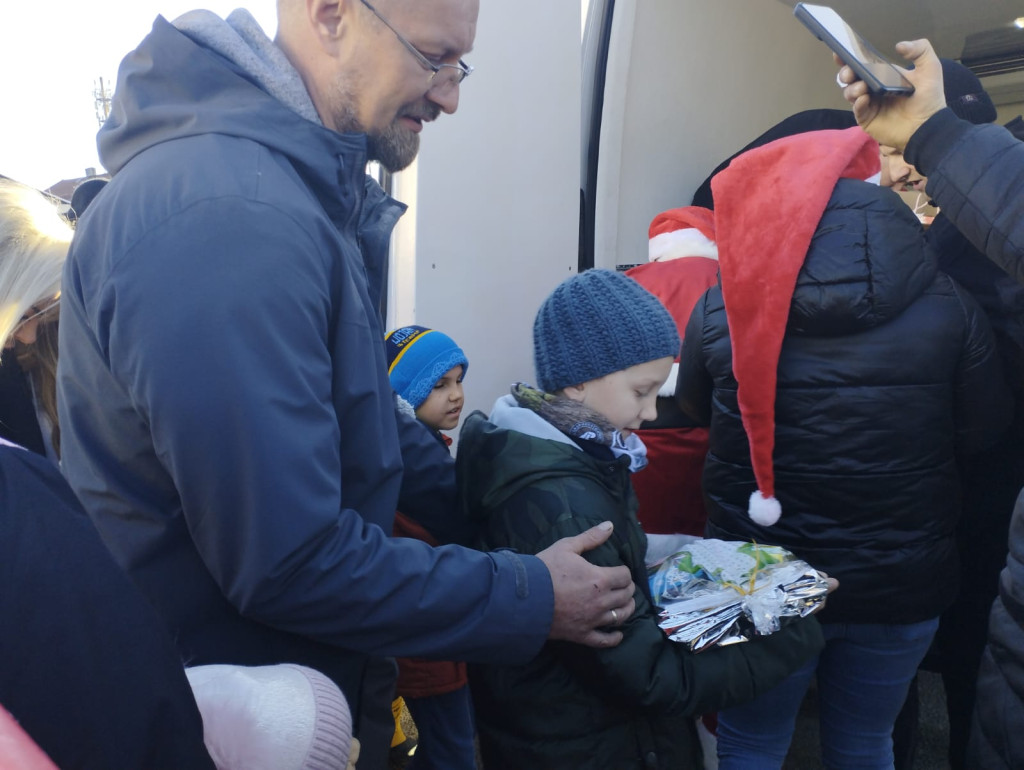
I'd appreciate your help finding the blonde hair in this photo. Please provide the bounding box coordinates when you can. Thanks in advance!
[0,180,72,457]
[15,317,61,457]
[0,179,71,350]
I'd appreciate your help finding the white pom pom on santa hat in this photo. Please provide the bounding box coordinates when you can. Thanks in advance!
[748,489,782,526]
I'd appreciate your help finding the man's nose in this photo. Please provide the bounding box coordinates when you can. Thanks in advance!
[429,82,460,115]
[891,161,911,183]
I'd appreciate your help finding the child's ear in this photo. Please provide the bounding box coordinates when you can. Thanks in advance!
[561,383,586,403]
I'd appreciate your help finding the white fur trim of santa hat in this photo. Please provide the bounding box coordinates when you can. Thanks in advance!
[657,362,680,398]
[649,228,719,263]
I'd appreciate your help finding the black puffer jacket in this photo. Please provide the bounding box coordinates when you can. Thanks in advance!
[914,110,1024,770]
[972,486,1024,769]
[677,179,1010,625]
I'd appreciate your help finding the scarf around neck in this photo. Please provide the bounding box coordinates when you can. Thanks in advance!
[510,383,648,472]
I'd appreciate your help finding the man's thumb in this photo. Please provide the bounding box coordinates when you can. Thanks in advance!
[567,521,614,554]
[895,38,931,64]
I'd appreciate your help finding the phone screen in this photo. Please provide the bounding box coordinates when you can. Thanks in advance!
[795,3,913,93]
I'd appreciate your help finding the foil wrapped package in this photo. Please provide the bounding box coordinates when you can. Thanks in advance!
[649,539,828,652]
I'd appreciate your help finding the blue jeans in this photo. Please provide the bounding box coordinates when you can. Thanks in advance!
[405,685,477,770]
[717,618,940,770]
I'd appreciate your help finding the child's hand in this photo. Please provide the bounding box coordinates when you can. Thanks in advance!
[537,522,636,648]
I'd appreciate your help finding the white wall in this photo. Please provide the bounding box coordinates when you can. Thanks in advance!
[389,1,581,433]
[594,0,851,270]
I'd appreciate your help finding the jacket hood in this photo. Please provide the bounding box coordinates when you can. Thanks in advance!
[788,178,938,336]
[98,12,368,205]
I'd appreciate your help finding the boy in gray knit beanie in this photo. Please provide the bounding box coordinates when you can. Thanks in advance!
[534,268,680,396]
[525,268,680,451]
[457,269,825,770]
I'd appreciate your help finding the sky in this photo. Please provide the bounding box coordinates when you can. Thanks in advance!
[0,2,279,192]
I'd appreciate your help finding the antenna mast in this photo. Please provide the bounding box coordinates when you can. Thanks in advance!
[93,77,112,127]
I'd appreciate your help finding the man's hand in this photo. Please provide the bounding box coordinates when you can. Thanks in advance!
[836,39,947,151]
[537,522,636,648]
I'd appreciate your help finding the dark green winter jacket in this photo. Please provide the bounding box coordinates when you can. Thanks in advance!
[458,396,825,770]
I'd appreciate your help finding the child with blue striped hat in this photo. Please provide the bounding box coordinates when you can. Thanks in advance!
[384,324,476,770]
[386,325,468,434]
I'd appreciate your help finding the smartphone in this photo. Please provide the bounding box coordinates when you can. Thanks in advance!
[794,3,914,95]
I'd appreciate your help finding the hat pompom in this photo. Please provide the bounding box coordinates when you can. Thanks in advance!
[748,490,781,527]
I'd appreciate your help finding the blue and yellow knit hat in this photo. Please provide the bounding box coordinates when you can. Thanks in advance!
[386,326,468,409]
[533,269,680,393]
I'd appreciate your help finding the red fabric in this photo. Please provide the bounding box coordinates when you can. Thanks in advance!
[627,258,720,343]
[701,712,718,736]
[631,427,709,536]
[628,209,718,535]
[0,705,58,770]
[392,512,468,698]
[711,128,879,504]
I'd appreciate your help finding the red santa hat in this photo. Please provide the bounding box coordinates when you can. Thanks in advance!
[648,206,718,262]
[710,127,879,526]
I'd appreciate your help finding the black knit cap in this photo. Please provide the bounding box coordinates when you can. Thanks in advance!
[941,58,997,125]
[533,269,680,393]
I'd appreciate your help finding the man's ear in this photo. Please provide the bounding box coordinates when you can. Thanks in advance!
[561,383,586,403]
[307,0,352,47]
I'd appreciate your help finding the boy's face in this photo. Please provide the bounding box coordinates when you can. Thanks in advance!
[415,364,465,431]
[563,356,674,435]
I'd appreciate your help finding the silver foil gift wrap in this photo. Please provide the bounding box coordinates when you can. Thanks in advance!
[649,539,828,652]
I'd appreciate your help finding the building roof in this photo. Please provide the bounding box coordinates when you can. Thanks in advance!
[44,170,110,203]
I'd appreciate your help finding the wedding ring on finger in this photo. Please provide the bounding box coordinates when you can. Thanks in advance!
[836,70,846,87]
[610,608,619,624]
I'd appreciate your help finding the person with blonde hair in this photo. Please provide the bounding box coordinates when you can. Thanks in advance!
[0,178,217,768]
[0,179,70,461]
[0,178,355,770]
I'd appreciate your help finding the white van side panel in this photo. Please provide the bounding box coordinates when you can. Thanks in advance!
[594,0,849,270]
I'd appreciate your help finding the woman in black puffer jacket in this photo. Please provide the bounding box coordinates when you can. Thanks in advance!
[677,128,1010,769]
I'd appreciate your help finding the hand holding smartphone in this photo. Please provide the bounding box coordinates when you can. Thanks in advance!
[794,3,914,95]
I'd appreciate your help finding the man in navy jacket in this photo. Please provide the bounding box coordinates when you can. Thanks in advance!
[57,2,635,766]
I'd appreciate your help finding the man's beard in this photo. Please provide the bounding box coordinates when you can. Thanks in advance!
[367,102,442,173]
[366,122,421,173]
[326,78,440,173]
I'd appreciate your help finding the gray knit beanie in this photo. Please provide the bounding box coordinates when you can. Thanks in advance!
[533,269,681,392]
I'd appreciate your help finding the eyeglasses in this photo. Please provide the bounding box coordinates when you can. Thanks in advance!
[359,0,473,91]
